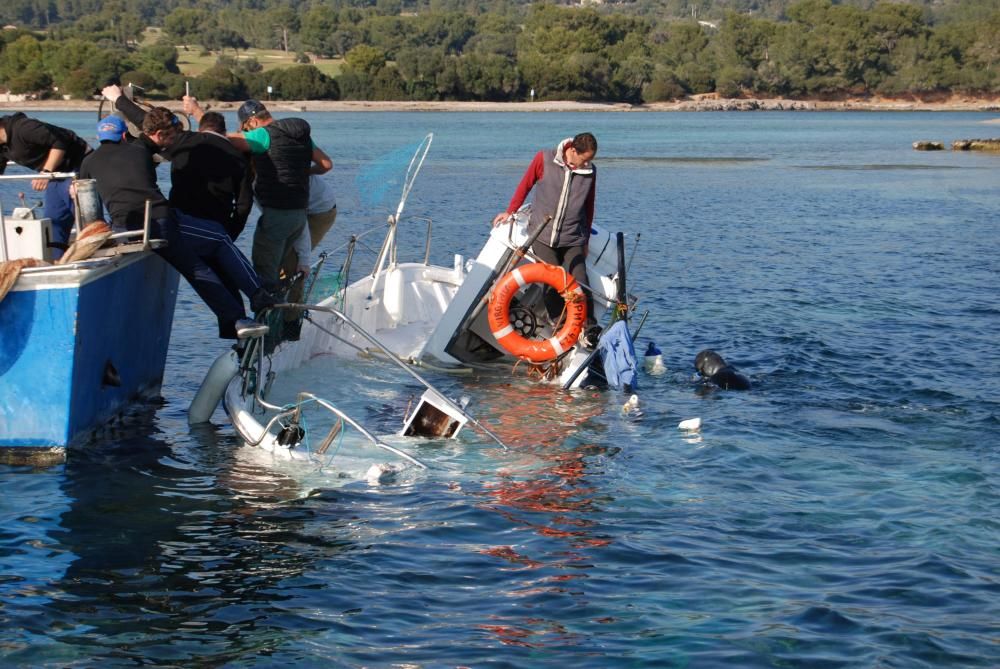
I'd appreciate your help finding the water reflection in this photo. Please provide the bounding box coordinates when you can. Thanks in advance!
[35,427,347,665]
[464,381,615,649]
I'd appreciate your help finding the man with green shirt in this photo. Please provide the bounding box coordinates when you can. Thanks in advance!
[222,99,332,284]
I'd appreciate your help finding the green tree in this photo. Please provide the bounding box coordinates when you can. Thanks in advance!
[395,46,447,100]
[300,6,339,58]
[963,11,1000,90]
[201,28,248,57]
[456,52,520,100]
[0,35,51,94]
[643,69,686,102]
[267,64,339,100]
[268,5,300,52]
[371,65,405,100]
[44,37,125,98]
[344,44,387,76]
[163,8,211,45]
[192,64,247,101]
[517,4,613,100]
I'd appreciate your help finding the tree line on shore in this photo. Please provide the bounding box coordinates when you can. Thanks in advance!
[1,0,998,103]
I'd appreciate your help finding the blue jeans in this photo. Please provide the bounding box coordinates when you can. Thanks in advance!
[44,179,74,260]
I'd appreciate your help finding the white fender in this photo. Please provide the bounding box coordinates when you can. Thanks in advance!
[382,266,406,324]
[188,350,240,424]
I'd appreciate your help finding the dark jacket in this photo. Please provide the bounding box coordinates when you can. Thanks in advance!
[114,97,253,237]
[79,141,170,231]
[526,143,596,248]
[0,112,91,173]
[252,118,313,210]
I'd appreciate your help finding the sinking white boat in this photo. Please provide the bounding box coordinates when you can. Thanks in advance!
[195,134,638,476]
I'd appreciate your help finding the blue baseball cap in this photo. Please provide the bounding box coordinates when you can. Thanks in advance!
[97,115,128,142]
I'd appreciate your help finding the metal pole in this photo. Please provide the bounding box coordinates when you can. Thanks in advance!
[0,196,8,262]
[142,200,151,249]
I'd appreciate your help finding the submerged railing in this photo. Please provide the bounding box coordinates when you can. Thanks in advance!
[232,291,509,470]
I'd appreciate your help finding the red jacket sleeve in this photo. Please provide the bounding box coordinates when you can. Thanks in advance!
[505,150,546,214]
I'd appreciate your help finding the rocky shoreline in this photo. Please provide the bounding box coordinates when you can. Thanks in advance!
[2,96,999,114]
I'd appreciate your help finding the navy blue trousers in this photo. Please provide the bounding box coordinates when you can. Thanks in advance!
[148,211,263,339]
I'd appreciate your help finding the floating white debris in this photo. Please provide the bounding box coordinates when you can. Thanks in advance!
[366,463,400,485]
[643,342,667,375]
[621,394,644,419]
[678,417,702,431]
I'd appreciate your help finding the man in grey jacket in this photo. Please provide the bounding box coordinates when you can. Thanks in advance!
[492,132,600,342]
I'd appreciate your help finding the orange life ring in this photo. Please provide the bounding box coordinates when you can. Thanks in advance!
[487,262,587,363]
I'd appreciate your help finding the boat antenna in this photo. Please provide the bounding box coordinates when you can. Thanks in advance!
[394,133,433,225]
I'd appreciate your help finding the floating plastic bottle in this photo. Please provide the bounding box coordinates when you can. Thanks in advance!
[644,341,666,376]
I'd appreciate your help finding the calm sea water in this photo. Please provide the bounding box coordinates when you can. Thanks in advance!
[1,111,998,667]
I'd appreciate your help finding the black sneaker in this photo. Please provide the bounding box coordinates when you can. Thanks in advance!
[283,319,302,342]
[581,325,603,350]
[250,287,279,313]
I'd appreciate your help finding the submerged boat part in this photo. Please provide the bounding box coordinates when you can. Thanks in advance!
[295,303,507,449]
[402,388,469,438]
[188,350,240,425]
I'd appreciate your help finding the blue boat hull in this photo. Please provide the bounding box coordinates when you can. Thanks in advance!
[0,251,179,461]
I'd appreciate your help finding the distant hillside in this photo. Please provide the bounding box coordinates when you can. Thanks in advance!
[2,0,998,103]
[3,0,1000,29]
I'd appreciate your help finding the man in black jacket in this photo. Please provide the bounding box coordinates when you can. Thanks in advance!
[196,111,254,240]
[0,112,92,259]
[102,84,253,240]
[79,115,270,340]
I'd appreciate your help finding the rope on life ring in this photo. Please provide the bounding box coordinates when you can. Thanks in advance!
[487,262,587,363]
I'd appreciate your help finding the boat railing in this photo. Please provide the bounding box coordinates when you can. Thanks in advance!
[279,302,509,451]
[3,186,167,270]
[236,294,508,452]
[366,134,434,299]
[233,326,430,469]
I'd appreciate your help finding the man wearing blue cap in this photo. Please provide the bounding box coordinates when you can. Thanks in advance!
[79,115,271,340]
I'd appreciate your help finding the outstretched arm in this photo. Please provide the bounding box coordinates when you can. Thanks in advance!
[183,95,205,123]
[31,147,66,191]
[310,145,332,175]
[103,85,147,128]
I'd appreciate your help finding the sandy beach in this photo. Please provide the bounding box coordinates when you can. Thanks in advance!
[2,96,1000,114]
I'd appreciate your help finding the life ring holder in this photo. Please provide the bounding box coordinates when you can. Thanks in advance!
[487,262,587,363]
